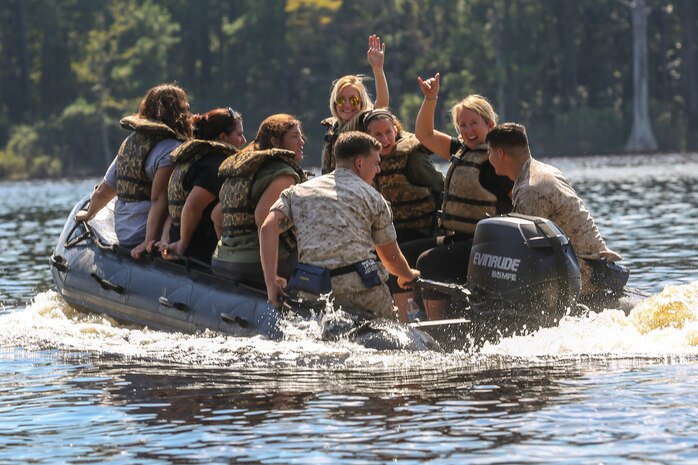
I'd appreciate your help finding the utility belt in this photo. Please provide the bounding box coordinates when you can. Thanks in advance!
[287,259,382,296]
[583,257,630,295]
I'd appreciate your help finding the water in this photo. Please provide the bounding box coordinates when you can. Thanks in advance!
[1,154,698,464]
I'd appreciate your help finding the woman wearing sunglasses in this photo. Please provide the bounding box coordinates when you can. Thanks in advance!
[211,114,307,287]
[159,107,245,264]
[320,34,389,174]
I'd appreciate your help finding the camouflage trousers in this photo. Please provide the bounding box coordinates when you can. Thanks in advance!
[330,272,397,320]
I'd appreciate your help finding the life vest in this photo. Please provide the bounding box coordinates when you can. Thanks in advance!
[440,143,497,235]
[167,139,237,228]
[320,117,339,175]
[115,115,178,202]
[219,148,307,239]
[320,111,370,174]
[374,132,436,231]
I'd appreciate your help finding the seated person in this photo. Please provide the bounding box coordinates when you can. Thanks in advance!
[486,122,626,296]
[321,34,388,174]
[211,114,306,286]
[159,107,245,263]
[259,131,420,320]
[363,108,444,321]
[408,74,513,318]
[76,84,192,258]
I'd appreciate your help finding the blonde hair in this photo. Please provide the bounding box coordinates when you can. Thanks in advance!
[450,94,498,135]
[329,75,373,122]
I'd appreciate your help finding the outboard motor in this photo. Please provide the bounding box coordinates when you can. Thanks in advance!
[466,214,581,335]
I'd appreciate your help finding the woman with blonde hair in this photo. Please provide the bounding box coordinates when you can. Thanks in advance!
[320,34,388,174]
[410,73,514,318]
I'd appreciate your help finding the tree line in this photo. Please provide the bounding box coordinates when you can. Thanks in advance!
[0,0,696,179]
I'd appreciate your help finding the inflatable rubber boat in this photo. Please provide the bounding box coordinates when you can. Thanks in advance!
[50,196,644,352]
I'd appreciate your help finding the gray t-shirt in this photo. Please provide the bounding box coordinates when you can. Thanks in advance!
[104,138,180,246]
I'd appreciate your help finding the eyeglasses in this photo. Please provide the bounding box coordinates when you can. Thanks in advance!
[335,95,362,108]
[228,107,241,119]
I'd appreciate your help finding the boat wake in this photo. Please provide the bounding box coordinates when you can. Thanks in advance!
[482,281,698,358]
[2,282,698,368]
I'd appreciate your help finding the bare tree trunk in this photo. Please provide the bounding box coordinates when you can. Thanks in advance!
[625,0,658,152]
[679,0,698,151]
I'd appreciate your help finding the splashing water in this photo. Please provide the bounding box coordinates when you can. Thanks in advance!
[483,282,698,357]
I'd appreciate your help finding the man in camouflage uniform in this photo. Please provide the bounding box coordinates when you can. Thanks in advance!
[486,123,622,295]
[260,131,420,319]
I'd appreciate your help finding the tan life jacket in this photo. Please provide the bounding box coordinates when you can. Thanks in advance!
[167,139,237,228]
[218,148,307,239]
[374,132,437,231]
[115,115,178,202]
[440,143,497,235]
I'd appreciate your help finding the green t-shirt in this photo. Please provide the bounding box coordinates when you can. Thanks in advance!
[213,159,300,263]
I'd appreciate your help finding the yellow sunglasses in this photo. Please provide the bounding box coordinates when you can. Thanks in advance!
[335,95,362,108]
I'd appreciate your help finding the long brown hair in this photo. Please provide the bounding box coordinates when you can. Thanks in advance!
[242,113,303,152]
[137,83,192,139]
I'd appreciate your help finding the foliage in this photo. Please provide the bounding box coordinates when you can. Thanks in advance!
[1,0,697,179]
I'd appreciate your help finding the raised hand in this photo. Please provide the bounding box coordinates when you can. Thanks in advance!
[367,34,386,70]
[418,73,440,99]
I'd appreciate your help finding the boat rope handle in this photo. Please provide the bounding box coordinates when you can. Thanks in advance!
[90,273,126,294]
[158,296,187,312]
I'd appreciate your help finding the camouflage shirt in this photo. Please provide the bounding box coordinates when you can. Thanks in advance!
[512,157,621,291]
[271,167,397,317]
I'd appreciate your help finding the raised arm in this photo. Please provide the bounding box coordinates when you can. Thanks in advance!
[415,73,452,159]
[367,34,388,109]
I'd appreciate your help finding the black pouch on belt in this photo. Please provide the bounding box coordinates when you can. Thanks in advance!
[288,263,332,295]
[354,259,382,289]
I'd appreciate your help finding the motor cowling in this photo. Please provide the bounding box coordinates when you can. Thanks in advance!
[466,214,581,331]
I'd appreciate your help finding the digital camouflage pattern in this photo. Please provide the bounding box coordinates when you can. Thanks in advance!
[513,157,622,293]
[271,168,398,318]
[167,139,237,227]
[219,148,306,239]
[440,144,497,234]
[116,116,178,202]
[374,131,436,231]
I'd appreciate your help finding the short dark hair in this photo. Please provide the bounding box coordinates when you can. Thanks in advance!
[485,122,529,149]
[334,131,381,161]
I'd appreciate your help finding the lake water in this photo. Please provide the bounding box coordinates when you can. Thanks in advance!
[1,153,698,464]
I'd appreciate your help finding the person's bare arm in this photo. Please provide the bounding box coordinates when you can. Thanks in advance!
[415,73,452,159]
[254,175,296,227]
[164,186,216,258]
[75,181,116,222]
[375,240,420,289]
[367,34,388,108]
[131,165,174,258]
[260,210,289,307]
